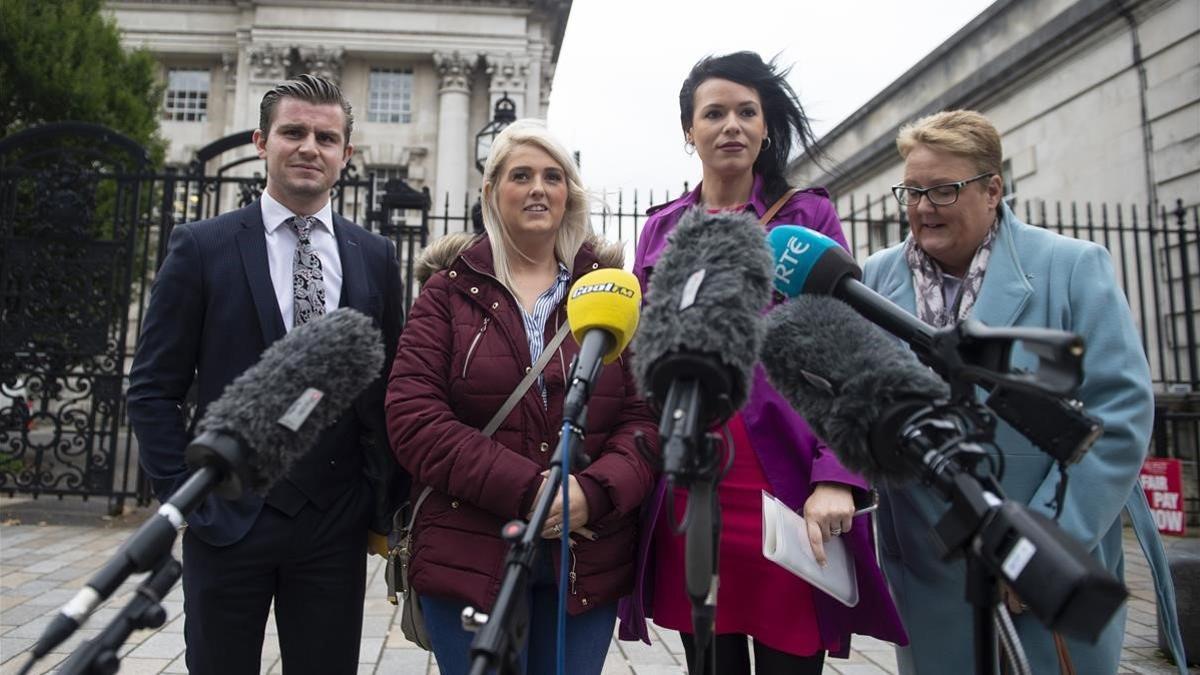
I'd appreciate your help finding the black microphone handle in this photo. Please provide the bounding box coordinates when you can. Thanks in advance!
[685,479,717,604]
[562,329,614,426]
[685,477,719,672]
[836,279,935,357]
[31,465,221,660]
[58,555,183,675]
[660,378,704,479]
[91,465,220,595]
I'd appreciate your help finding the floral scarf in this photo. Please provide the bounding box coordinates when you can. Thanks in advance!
[904,218,999,328]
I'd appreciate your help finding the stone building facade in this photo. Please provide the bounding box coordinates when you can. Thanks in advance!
[108,0,572,213]
[789,0,1197,217]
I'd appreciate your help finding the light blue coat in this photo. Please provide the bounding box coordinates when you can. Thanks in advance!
[862,203,1186,675]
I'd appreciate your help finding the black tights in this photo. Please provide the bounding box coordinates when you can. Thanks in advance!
[680,633,826,675]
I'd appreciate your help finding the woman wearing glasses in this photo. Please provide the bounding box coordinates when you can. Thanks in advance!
[862,109,1186,675]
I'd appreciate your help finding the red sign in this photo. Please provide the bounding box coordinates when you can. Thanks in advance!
[1140,458,1185,536]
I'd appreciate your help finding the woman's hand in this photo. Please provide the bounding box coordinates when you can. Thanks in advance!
[539,475,590,538]
[802,482,856,566]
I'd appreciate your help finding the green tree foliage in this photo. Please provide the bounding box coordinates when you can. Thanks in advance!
[0,0,165,164]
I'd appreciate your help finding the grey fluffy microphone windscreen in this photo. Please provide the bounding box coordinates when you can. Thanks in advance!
[632,209,773,418]
[760,295,948,484]
[29,308,386,663]
[192,307,384,494]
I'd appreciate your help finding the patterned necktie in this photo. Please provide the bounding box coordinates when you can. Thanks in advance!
[289,215,326,326]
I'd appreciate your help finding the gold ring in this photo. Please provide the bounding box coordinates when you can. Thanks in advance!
[552,524,562,534]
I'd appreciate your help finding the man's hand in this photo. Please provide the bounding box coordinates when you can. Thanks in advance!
[368,531,389,558]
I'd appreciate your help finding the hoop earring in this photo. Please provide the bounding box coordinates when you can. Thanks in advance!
[684,140,695,156]
[762,136,772,150]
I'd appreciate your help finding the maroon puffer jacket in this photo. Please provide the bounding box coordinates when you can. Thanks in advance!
[385,234,659,615]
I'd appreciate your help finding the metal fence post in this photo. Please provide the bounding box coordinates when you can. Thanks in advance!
[1173,198,1198,390]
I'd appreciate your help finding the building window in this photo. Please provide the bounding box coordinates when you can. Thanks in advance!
[163,69,210,122]
[368,68,414,123]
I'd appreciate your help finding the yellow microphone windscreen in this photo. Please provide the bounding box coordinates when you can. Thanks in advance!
[566,268,642,363]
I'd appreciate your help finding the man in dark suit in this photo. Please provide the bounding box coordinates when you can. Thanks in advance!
[127,74,404,674]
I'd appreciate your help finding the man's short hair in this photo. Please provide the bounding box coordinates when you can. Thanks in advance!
[259,73,354,143]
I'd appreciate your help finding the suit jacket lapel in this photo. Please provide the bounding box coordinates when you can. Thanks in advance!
[333,214,370,311]
[236,202,287,346]
[971,212,1033,328]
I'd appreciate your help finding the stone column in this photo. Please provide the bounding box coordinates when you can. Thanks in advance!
[220,52,239,136]
[525,40,544,119]
[433,51,475,215]
[539,57,555,118]
[246,44,289,131]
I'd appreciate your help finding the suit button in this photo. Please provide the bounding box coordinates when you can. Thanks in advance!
[329,460,336,467]
[449,270,458,278]
[470,286,479,294]
[539,442,548,453]
[451,500,460,509]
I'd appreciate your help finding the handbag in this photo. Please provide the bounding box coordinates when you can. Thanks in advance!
[387,320,573,650]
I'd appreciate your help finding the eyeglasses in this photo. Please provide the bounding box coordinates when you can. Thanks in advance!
[891,172,994,207]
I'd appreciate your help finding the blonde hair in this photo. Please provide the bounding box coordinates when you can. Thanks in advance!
[480,119,591,293]
[896,109,1003,176]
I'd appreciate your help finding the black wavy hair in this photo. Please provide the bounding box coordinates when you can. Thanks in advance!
[679,51,823,204]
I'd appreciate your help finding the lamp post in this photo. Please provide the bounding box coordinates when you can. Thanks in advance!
[472,94,517,233]
[475,94,517,174]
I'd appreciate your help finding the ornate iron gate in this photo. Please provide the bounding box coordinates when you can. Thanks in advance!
[0,123,420,510]
[0,123,149,508]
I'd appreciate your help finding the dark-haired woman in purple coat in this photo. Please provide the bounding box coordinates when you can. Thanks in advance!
[617,52,907,675]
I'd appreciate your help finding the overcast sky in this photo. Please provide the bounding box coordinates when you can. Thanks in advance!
[546,0,995,202]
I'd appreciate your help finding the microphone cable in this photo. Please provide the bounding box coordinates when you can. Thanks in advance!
[995,603,1032,675]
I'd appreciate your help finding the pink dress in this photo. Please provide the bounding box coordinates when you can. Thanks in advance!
[651,413,826,656]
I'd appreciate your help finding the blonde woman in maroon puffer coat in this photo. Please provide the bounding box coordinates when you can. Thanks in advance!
[385,120,659,675]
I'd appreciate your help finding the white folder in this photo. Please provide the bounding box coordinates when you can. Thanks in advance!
[761,490,859,607]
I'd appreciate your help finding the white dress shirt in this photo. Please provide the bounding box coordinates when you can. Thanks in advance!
[260,190,344,330]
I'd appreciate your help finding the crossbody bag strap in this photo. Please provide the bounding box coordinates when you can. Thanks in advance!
[405,320,572,532]
[759,187,800,226]
[482,320,572,436]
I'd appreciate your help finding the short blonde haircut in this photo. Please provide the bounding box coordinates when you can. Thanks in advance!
[481,119,591,293]
[896,110,1003,177]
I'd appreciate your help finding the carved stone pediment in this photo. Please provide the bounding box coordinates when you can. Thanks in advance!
[248,44,344,84]
[484,52,529,93]
[433,51,476,92]
[249,45,288,82]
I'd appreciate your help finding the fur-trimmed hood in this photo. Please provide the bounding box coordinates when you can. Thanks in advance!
[414,232,626,287]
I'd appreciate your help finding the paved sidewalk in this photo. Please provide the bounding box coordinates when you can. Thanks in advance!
[0,497,1191,674]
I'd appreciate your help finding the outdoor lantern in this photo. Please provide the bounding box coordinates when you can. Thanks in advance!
[475,94,517,174]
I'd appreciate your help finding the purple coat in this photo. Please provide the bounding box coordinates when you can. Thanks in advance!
[616,176,908,656]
